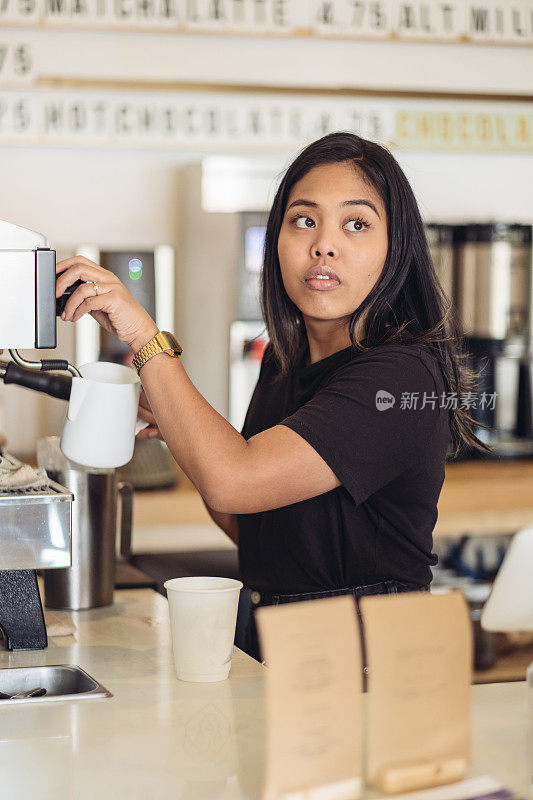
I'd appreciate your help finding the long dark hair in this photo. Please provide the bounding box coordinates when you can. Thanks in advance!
[260,131,487,456]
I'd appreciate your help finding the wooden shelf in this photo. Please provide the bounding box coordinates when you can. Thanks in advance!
[133,468,212,527]
[435,459,533,538]
[133,460,533,538]
[474,645,533,684]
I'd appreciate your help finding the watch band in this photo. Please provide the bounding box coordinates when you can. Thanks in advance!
[132,331,183,374]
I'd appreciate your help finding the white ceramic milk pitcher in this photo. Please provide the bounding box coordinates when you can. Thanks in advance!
[60,362,141,469]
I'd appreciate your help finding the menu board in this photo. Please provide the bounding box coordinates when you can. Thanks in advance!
[0,88,531,152]
[1,1,533,44]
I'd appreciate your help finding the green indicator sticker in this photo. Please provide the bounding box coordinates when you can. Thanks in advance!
[129,258,143,281]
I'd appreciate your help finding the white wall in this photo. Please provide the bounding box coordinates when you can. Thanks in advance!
[0,147,189,246]
[396,151,533,224]
[177,164,240,418]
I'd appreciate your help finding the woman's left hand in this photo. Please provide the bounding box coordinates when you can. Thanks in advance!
[56,256,158,353]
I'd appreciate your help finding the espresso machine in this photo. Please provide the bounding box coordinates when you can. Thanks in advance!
[454,223,533,458]
[0,219,74,650]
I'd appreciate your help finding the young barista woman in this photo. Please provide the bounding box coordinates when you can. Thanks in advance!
[56,132,485,662]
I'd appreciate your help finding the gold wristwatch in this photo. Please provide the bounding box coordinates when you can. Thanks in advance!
[132,331,183,374]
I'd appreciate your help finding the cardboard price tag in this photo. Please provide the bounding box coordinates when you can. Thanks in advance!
[360,591,472,793]
[256,595,363,800]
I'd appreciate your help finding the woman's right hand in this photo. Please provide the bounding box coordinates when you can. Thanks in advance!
[56,256,158,353]
[137,390,164,441]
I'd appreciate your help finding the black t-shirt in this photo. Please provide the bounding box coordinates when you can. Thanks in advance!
[237,340,451,593]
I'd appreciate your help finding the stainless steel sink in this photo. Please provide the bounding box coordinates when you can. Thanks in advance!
[0,664,112,706]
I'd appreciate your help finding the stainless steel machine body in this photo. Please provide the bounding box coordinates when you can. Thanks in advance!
[0,219,57,350]
[44,466,132,610]
[0,219,73,650]
[0,481,72,571]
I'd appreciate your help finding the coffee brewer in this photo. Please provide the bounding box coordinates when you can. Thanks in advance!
[426,223,455,304]
[454,223,533,458]
[0,219,74,650]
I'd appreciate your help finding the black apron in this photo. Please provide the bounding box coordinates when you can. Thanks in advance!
[244,579,429,687]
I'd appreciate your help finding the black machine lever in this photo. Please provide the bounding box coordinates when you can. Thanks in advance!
[0,571,47,651]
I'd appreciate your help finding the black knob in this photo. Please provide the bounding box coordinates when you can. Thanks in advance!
[56,278,85,316]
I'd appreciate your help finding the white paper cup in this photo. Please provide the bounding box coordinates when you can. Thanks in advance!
[164,576,243,682]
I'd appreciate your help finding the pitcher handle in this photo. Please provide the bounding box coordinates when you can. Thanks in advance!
[117,481,134,560]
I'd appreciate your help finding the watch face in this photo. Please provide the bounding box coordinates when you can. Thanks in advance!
[160,331,182,353]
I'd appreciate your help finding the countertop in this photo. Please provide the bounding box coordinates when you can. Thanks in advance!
[0,589,531,799]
